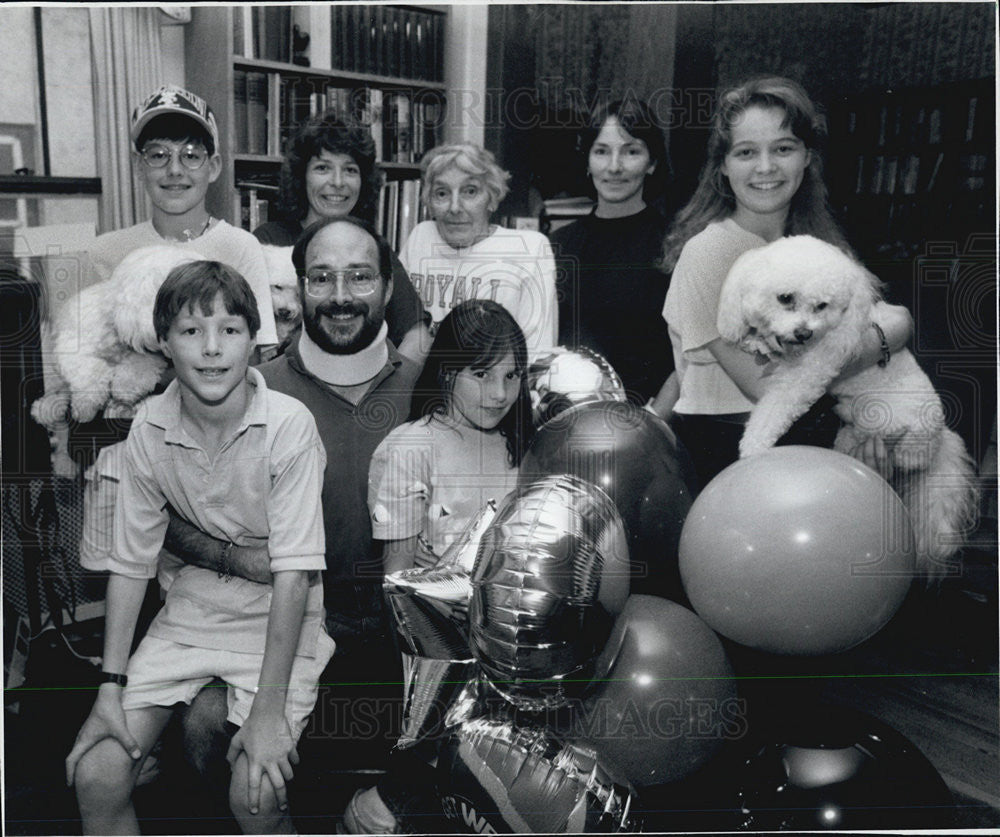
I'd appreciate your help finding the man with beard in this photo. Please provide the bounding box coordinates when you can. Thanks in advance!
[158,217,420,822]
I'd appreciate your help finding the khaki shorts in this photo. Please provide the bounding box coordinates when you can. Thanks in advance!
[121,631,336,735]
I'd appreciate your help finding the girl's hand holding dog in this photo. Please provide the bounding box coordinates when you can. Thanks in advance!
[65,683,142,786]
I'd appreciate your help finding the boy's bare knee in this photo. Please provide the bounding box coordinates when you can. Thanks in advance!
[75,740,136,809]
[229,767,286,830]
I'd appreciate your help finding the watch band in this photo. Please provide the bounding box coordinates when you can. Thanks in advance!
[99,671,128,687]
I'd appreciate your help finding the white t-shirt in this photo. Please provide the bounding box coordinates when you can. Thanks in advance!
[88,219,278,346]
[662,218,767,415]
[368,415,520,562]
[399,221,557,354]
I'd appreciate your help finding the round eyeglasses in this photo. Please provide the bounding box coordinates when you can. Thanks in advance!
[140,143,210,170]
[304,269,380,298]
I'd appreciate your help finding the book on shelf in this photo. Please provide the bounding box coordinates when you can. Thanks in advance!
[383,181,400,250]
[235,180,279,232]
[245,72,268,155]
[383,91,413,163]
[241,6,292,64]
[233,70,249,153]
[398,179,419,247]
[900,155,921,195]
[357,87,384,161]
[329,5,444,81]
[325,86,353,122]
[233,6,254,58]
[266,74,283,157]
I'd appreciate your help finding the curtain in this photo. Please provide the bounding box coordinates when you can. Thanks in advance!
[89,7,163,234]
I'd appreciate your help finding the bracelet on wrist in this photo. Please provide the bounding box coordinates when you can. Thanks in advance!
[872,321,891,368]
[99,671,128,687]
[218,540,234,583]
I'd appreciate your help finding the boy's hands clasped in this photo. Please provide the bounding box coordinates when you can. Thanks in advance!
[226,705,299,815]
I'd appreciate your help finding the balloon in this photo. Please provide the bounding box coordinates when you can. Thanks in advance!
[735,705,955,830]
[397,655,476,749]
[384,500,498,659]
[438,710,639,833]
[679,446,915,655]
[470,474,631,711]
[527,346,627,428]
[520,401,697,601]
[578,595,738,788]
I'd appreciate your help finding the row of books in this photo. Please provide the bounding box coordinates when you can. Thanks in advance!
[331,5,444,82]
[377,179,426,252]
[232,6,303,65]
[233,177,425,253]
[840,94,988,150]
[234,181,278,233]
[853,150,990,197]
[234,70,444,163]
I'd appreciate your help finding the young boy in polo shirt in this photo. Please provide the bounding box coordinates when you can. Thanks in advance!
[65,261,333,835]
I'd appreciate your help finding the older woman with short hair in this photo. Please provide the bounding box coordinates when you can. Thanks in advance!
[399,143,557,354]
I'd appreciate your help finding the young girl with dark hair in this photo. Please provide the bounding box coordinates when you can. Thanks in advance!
[368,299,534,572]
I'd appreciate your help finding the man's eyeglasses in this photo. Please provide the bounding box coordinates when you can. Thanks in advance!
[140,143,210,170]
[304,269,380,297]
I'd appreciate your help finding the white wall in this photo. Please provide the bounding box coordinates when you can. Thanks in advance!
[0,7,38,125]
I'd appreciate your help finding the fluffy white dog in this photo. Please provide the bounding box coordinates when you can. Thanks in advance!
[31,245,198,428]
[717,235,978,581]
[261,243,301,345]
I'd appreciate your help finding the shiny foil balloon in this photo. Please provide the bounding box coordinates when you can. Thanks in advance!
[528,346,626,428]
[735,705,955,831]
[580,595,738,788]
[439,712,638,833]
[397,655,476,749]
[469,475,630,711]
[384,500,498,659]
[520,401,697,601]
[679,446,916,655]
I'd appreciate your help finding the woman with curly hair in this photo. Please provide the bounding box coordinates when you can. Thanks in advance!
[253,110,428,357]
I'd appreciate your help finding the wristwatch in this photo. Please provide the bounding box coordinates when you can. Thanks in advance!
[99,671,128,687]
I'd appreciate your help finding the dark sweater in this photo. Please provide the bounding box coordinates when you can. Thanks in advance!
[551,206,674,402]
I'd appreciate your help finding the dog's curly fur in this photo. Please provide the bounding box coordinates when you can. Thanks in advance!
[31,245,198,428]
[718,235,978,581]
[261,243,302,346]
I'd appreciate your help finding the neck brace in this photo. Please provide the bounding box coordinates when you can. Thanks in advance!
[297,321,389,386]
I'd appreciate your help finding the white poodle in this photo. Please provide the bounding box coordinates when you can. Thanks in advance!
[261,243,301,345]
[717,235,978,581]
[31,245,198,428]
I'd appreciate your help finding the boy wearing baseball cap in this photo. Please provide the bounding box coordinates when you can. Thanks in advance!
[87,85,278,351]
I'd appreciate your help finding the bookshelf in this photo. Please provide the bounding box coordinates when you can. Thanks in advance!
[826,78,994,261]
[184,5,447,248]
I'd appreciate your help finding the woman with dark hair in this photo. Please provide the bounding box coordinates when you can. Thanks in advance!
[550,97,676,404]
[368,299,534,573]
[253,109,428,357]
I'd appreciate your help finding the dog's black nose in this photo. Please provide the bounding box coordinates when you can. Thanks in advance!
[793,327,813,343]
